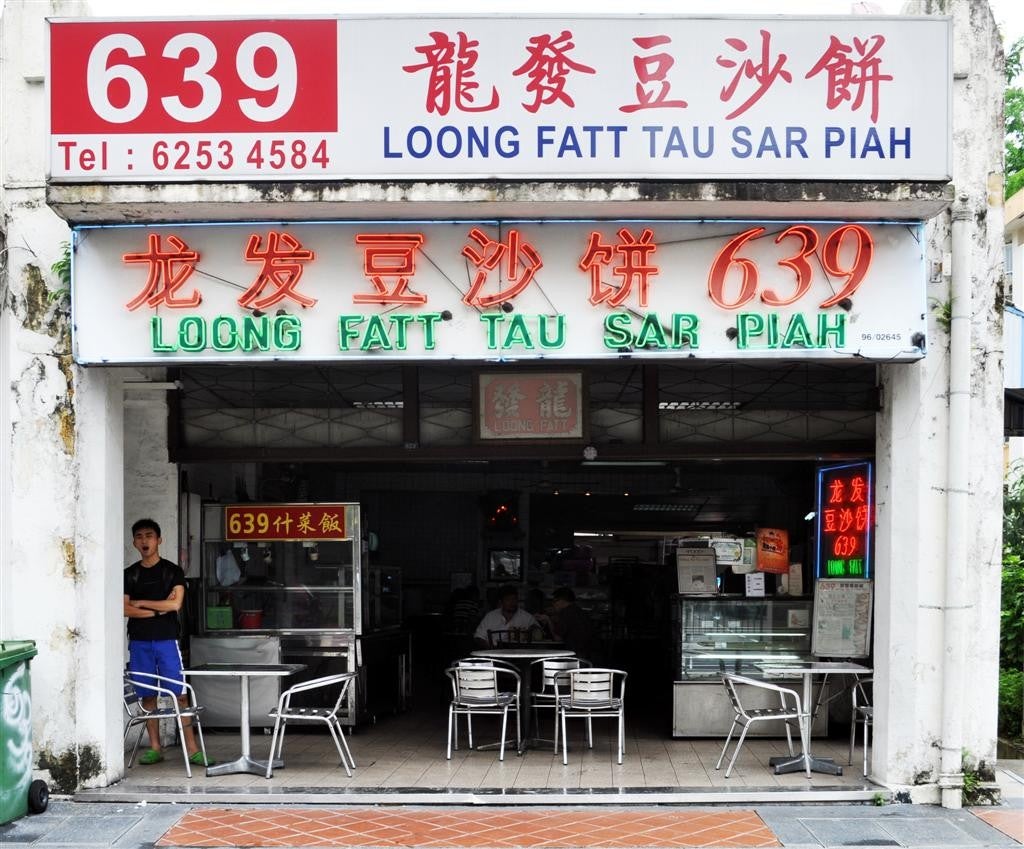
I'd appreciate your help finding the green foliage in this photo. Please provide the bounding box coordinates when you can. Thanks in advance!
[1003,470,1024,672]
[961,751,983,806]
[1006,38,1024,199]
[929,296,953,334]
[48,241,71,305]
[999,670,1024,738]
[1002,469,1024,741]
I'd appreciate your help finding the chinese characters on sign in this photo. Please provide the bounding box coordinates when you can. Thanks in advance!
[71,220,927,364]
[815,461,873,579]
[48,16,951,181]
[478,373,584,440]
[224,504,350,541]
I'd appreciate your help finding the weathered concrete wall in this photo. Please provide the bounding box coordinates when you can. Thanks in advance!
[874,0,1005,802]
[0,0,125,791]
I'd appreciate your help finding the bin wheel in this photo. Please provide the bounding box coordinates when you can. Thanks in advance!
[28,779,49,814]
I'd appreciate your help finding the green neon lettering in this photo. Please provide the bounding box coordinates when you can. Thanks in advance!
[817,312,846,348]
[361,315,393,351]
[418,313,441,350]
[150,316,175,352]
[603,313,632,349]
[767,312,780,347]
[211,315,238,352]
[503,314,534,349]
[338,315,364,351]
[735,313,764,349]
[781,313,815,348]
[179,316,206,352]
[480,314,502,349]
[390,314,413,351]
[671,313,699,348]
[537,314,565,349]
[242,314,270,351]
[635,313,668,349]
[273,315,301,351]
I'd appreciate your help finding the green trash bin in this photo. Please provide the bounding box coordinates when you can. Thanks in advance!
[0,641,48,825]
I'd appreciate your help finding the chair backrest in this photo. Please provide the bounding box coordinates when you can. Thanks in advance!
[281,671,357,717]
[562,667,626,708]
[852,677,873,711]
[447,664,519,704]
[722,673,800,718]
[534,657,582,692]
[123,676,143,717]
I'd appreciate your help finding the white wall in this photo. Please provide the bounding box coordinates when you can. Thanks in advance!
[0,0,126,790]
[874,0,1005,802]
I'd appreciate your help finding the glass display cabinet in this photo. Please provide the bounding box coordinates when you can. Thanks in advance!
[200,504,361,634]
[670,594,826,737]
[673,595,812,679]
[194,503,365,726]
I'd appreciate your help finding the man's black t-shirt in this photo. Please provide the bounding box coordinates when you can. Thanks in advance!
[124,558,186,641]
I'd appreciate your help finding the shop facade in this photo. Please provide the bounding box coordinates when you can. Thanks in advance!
[0,0,1007,806]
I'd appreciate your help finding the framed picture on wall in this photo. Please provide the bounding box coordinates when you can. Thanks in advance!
[488,548,523,582]
[476,372,586,441]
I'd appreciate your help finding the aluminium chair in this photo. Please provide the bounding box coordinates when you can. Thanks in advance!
[445,663,521,760]
[553,667,627,765]
[123,670,208,779]
[529,656,588,749]
[715,673,805,779]
[265,671,358,779]
[848,677,874,776]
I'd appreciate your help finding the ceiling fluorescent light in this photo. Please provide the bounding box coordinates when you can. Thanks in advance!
[581,460,667,467]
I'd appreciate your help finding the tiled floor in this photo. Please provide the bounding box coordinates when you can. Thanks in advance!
[971,807,1024,843]
[118,703,876,794]
[158,807,780,848]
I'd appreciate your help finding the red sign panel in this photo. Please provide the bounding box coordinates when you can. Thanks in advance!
[477,372,584,440]
[49,20,337,134]
[224,504,348,541]
[815,461,873,579]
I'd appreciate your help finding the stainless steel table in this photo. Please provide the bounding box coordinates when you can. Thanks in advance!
[184,662,305,777]
[471,647,576,753]
[758,660,872,777]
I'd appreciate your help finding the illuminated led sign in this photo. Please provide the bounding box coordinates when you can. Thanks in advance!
[815,461,873,579]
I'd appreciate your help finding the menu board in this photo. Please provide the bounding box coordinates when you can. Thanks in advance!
[812,579,873,658]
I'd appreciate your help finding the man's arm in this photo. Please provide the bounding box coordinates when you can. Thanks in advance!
[132,585,185,613]
[123,594,156,618]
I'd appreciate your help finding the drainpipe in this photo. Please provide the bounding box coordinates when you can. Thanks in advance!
[939,195,972,809]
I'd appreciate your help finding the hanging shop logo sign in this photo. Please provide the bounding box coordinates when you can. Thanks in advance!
[814,461,873,580]
[224,504,349,541]
[47,15,950,182]
[71,220,926,364]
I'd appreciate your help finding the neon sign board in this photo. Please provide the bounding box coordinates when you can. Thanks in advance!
[815,461,873,579]
[71,220,927,365]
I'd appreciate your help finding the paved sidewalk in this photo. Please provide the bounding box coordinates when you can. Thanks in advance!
[0,800,1019,849]
[0,762,1019,849]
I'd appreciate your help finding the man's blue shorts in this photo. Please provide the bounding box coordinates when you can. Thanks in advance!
[127,640,185,698]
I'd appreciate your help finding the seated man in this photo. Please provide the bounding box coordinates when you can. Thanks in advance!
[550,586,597,660]
[474,585,541,647]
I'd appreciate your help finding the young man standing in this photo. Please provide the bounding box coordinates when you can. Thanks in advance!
[123,518,208,767]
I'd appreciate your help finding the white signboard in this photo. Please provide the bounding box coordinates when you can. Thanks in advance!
[48,15,951,182]
[71,220,926,365]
